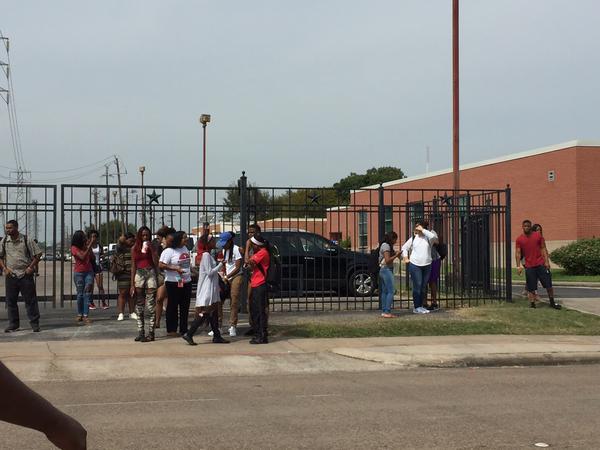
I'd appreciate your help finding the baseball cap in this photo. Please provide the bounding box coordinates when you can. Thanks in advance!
[217,231,234,248]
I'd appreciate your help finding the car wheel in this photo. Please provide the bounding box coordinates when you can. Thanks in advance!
[349,271,375,297]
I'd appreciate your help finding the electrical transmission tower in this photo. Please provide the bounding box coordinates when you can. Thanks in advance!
[1,31,30,229]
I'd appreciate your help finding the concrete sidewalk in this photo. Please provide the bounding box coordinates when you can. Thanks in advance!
[2,334,600,382]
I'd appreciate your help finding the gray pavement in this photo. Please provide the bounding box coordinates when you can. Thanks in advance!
[1,366,599,449]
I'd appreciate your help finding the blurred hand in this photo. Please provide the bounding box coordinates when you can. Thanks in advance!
[517,266,523,276]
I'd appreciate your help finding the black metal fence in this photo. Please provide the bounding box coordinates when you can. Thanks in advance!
[1,175,511,311]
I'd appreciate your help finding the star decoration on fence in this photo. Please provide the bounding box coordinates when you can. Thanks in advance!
[307,192,320,205]
[441,193,453,207]
[147,190,161,205]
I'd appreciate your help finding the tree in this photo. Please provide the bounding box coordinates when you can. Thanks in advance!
[223,183,272,222]
[333,166,405,202]
[86,220,136,246]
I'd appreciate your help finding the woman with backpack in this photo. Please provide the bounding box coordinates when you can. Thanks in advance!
[87,230,109,311]
[181,234,229,345]
[130,226,158,342]
[71,230,96,324]
[378,231,401,318]
[401,220,438,314]
[113,233,136,322]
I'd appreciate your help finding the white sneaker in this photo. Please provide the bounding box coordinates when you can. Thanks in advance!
[117,313,124,321]
[417,307,430,314]
[130,312,138,320]
[208,330,214,337]
[229,326,237,337]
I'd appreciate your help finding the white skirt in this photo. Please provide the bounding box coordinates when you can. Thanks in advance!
[194,276,220,308]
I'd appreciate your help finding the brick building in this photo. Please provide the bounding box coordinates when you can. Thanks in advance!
[326,140,600,254]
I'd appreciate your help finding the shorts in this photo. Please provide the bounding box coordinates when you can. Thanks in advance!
[157,272,165,287]
[525,265,552,292]
[134,268,157,290]
[117,274,131,291]
[428,258,441,283]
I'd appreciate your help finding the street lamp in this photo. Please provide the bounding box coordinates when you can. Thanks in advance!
[139,166,146,225]
[199,114,211,217]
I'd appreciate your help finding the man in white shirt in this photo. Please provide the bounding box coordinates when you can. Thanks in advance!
[401,220,438,314]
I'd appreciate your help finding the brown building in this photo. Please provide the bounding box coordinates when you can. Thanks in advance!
[326,141,600,254]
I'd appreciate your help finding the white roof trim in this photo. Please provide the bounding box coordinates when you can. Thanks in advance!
[360,140,600,190]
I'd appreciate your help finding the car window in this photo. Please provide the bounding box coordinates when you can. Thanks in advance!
[265,234,300,256]
[299,234,331,253]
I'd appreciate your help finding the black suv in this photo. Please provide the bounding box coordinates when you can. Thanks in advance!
[260,230,374,297]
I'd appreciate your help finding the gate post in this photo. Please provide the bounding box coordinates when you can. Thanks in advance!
[239,172,249,313]
[377,184,385,244]
[505,185,512,302]
[52,186,58,308]
[60,185,65,307]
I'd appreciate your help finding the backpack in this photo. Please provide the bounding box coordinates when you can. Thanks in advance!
[256,243,281,292]
[433,242,448,260]
[368,245,381,277]
[109,252,127,275]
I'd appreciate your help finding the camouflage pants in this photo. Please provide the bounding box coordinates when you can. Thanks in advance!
[135,269,157,333]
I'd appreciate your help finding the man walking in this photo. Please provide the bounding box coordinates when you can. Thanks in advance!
[515,219,561,310]
[0,220,43,332]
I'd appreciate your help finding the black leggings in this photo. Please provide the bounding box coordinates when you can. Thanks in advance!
[165,281,191,334]
[250,283,269,341]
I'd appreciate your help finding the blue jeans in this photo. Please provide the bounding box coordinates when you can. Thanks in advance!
[74,271,94,317]
[408,263,431,309]
[379,267,395,313]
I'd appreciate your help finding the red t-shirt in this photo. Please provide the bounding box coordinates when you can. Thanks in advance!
[71,246,93,273]
[516,231,545,268]
[132,244,154,269]
[250,248,270,288]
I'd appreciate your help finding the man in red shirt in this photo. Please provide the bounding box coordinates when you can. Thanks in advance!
[246,234,270,344]
[515,219,561,309]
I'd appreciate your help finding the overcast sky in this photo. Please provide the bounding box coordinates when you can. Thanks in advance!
[1,0,599,188]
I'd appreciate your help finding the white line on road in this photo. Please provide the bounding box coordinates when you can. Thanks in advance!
[59,398,219,408]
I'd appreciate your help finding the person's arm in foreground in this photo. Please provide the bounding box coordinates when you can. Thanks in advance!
[0,362,87,450]
[515,244,523,276]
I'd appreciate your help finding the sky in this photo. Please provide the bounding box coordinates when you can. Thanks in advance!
[1,0,599,189]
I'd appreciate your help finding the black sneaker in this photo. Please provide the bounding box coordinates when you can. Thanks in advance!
[134,333,148,342]
[32,326,41,333]
[4,326,18,333]
[182,334,197,346]
[427,303,439,311]
[250,338,268,345]
[530,302,536,308]
[212,336,230,344]
[550,303,562,310]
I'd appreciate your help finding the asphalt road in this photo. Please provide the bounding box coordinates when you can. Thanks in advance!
[0,365,599,449]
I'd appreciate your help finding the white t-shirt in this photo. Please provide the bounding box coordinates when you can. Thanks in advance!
[401,229,437,267]
[223,245,242,277]
[92,245,101,265]
[159,247,192,283]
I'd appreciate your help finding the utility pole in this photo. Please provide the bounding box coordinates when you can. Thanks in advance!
[114,156,126,234]
[92,188,99,229]
[100,164,111,247]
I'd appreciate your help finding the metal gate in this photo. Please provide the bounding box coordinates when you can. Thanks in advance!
[2,175,511,311]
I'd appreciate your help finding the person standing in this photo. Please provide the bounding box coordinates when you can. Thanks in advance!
[424,220,441,311]
[220,232,243,336]
[246,234,270,344]
[114,233,136,321]
[516,219,561,309]
[378,231,401,318]
[88,230,109,310]
[151,226,173,328]
[244,223,261,336]
[182,234,229,345]
[0,220,42,333]
[401,220,438,314]
[130,226,158,342]
[159,231,192,336]
[71,230,95,324]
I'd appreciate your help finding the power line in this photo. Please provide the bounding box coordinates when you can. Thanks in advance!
[0,156,114,174]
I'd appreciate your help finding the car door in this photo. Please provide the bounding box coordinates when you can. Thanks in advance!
[264,233,303,295]
[298,233,339,292]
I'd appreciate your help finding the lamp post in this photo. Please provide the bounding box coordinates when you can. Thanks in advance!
[139,166,146,225]
[199,114,211,219]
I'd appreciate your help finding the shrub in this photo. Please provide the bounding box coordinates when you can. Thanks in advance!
[550,238,600,275]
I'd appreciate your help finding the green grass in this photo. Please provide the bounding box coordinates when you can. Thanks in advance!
[511,268,600,283]
[270,299,600,338]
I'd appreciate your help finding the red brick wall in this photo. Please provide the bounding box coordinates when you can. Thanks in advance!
[326,146,600,247]
[576,147,600,239]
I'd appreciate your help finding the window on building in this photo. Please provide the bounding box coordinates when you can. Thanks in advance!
[358,211,368,251]
[408,202,424,227]
[384,206,393,233]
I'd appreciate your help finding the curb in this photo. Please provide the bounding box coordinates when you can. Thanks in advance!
[330,348,600,368]
[512,281,600,288]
